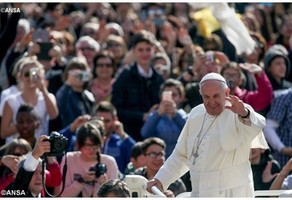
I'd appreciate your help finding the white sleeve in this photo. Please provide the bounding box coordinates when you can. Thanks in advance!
[263,119,284,152]
[23,153,40,172]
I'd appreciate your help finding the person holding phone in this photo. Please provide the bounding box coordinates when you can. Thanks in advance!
[141,78,187,158]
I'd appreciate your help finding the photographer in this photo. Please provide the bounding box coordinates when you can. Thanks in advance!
[4,135,51,197]
[1,57,59,143]
[55,57,95,129]
[55,122,119,197]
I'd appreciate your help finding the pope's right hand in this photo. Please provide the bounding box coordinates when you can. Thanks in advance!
[146,178,163,194]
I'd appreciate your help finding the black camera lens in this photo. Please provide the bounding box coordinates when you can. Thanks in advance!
[90,163,107,178]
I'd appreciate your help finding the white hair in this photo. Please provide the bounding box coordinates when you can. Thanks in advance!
[18,18,30,35]
[105,22,124,37]
[75,36,100,51]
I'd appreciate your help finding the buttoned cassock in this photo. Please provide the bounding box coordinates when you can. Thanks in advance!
[154,104,268,197]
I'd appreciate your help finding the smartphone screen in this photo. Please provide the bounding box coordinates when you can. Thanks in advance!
[162,91,172,101]
[37,42,53,61]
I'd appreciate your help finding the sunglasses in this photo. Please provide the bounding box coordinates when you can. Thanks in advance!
[23,71,30,78]
[107,43,122,48]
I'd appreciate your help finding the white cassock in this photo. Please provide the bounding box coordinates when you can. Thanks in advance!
[154,104,268,197]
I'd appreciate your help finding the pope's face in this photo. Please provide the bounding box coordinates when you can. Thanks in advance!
[200,80,229,116]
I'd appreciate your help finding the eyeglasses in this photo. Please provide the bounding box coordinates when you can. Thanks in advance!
[82,143,99,150]
[95,63,112,68]
[145,152,165,158]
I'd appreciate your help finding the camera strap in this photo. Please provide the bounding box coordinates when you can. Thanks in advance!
[41,153,68,197]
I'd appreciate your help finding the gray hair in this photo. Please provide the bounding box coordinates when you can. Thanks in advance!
[75,36,100,52]
[18,18,30,35]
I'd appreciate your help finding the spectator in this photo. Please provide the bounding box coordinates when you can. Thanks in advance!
[240,32,267,91]
[3,18,31,88]
[104,35,128,69]
[133,137,186,197]
[4,135,51,197]
[97,179,130,197]
[270,158,292,190]
[9,104,39,147]
[141,78,187,158]
[124,141,146,175]
[111,30,164,141]
[264,45,292,92]
[221,62,273,116]
[264,88,292,167]
[90,51,116,104]
[1,57,58,142]
[0,57,27,139]
[150,52,171,81]
[75,36,100,68]
[275,15,292,51]
[58,114,92,152]
[0,138,32,188]
[250,148,281,190]
[79,22,100,41]
[56,57,94,128]
[0,104,62,196]
[55,122,119,197]
[93,101,136,174]
[0,3,21,86]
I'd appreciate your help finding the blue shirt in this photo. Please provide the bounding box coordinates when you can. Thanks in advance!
[141,109,187,158]
[102,133,136,174]
[267,88,292,167]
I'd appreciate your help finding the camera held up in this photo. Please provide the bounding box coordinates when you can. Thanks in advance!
[44,131,68,156]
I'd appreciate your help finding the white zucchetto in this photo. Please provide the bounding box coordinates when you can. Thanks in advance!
[200,73,227,85]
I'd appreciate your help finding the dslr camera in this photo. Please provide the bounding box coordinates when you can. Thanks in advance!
[89,163,107,178]
[78,71,91,82]
[44,131,68,156]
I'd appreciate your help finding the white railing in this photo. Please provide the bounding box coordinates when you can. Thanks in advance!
[254,190,288,197]
[123,175,291,198]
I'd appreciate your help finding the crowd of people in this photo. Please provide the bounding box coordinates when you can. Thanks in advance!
[0,2,292,197]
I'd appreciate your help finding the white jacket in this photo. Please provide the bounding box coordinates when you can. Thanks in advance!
[154,104,267,197]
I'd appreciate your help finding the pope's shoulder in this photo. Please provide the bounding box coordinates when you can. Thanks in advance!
[188,104,206,118]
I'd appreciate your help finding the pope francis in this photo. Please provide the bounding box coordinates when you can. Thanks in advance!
[146,73,268,197]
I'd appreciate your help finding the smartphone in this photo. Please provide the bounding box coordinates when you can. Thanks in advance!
[205,51,214,63]
[162,91,172,101]
[36,42,53,61]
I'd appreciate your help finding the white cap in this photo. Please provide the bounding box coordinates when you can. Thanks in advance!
[200,73,226,85]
